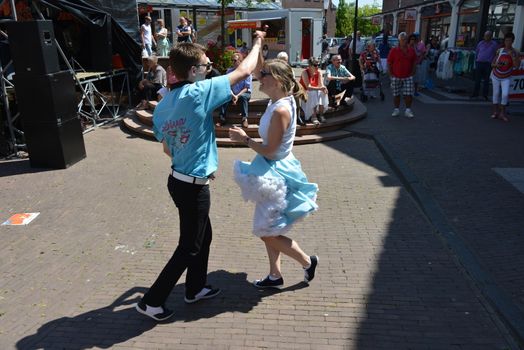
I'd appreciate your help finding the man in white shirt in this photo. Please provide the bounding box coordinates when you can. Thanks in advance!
[140,16,156,57]
[349,31,364,56]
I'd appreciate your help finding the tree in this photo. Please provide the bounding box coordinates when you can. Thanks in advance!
[335,0,351,37]
[348,3,382,36]
[336,0,382,37]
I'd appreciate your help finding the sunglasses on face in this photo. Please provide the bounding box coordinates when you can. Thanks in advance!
[260,69,271,78]
[232,59,239,62]
[312,64,319,67]
[195,62,213,69]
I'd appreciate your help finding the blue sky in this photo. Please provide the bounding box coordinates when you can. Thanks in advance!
[331,0,382,8]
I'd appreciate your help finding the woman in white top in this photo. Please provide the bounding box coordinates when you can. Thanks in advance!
[228,59,319,289]
[155,19,170,57]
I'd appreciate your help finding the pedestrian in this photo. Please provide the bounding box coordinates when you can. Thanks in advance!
[300,57,329,124]
[136,55,166,110]
[176,17,192,43]
[378,30,391,74]
[262,44,269,60]
[425,36,440,88]
[216,53,252,128]
[387,32,416,118]
[321,34,329,56]
[490,32,521,122]
[239,42,250,58]
[325,54,356,107]
[140,16,155,57]
[276,51,289,62]
[155,19,170,57]
[228,59,319,290]
[135,30,266,321]
[187,18,197,43]
[338,36,351,69]
[472,31,499,100]
[412,33,427,95]
[349,31,364,58]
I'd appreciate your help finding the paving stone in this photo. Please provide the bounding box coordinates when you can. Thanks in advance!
[0,116,515,349]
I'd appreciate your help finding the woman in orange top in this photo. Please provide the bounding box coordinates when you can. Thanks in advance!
[300,57,329,124]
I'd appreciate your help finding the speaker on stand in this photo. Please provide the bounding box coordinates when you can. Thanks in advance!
[7,20,86,169]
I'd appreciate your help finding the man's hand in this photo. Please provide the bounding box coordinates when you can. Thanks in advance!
[253,29,267,41]
[232,95,239,105]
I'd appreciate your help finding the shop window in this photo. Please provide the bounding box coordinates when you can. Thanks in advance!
[420,2,451,43]
[456,0,481,48]
[486,0,516,42]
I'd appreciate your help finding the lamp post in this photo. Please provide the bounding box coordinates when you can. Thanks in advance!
[323,0,330,35]
[352,0,362,88]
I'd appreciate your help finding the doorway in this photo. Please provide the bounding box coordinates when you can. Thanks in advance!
[301,18,312,60]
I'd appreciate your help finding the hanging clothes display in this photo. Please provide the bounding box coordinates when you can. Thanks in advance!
[436,48,476,80]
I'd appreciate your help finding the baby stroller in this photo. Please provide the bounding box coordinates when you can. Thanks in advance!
[360,53,385,102]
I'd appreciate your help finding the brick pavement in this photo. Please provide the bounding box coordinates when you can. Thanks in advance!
[348,82,524,346]
[0,119,517,349]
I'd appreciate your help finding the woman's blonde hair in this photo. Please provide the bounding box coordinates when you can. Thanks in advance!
[264,59,306,101]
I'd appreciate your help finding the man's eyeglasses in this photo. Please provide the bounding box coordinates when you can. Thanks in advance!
[195,62,213,69]
[260,69,271,78]
[312,64,319,67]
[232,59,239,63]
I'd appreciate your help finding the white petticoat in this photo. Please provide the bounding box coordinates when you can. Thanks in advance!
[233,153,318,237]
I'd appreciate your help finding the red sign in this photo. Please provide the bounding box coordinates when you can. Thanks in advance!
[228,21,259,30]
[509,54,524,101]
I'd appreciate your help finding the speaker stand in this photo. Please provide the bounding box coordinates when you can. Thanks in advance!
[0,32,25,158]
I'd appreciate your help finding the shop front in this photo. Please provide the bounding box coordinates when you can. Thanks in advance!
[137,1,281,51]
[420,2,452,43]
[379,0,523,51]
[229,8,324,66]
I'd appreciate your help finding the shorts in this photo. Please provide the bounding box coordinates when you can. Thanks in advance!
[390,76,414,96]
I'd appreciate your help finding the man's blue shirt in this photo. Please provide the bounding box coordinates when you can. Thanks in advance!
[153,75,231,178]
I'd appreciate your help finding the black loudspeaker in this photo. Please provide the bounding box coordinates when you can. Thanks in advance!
[22,118,86,169]
[6,20,60,76]
[14,71,77,124]
[90,19,113,71]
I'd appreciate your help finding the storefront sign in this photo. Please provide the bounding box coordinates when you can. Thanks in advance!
[509,54,524,101]
[456,34,465,46]
[421,2,451,17]
[228,20,259,30]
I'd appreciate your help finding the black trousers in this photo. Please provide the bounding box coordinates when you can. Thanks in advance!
[142,175,212,306]
[327,80,353,102]
[472,61,491,97]
[140,82,163,101]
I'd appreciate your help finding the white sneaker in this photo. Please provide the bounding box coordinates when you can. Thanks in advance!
[405,109,414,118]
[391,108,400,117]
[135,300,174,321]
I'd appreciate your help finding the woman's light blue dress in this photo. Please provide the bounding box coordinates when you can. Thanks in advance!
[233,95,318,237]
[156,28,170,57]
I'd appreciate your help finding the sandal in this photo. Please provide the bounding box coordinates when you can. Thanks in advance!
[499,115,509,122]
[490,114,498,119]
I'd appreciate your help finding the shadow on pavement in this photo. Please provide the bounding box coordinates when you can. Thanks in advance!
[323,137,513,349]
[16,270,307,349]
[0,159,56,177]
